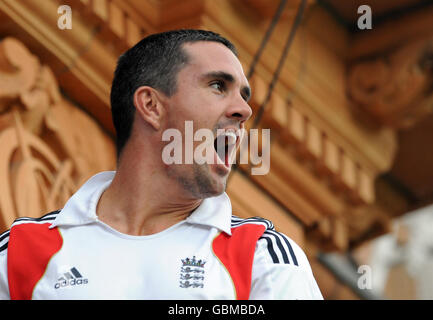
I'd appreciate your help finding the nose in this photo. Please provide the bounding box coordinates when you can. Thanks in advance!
[226,96,252,125]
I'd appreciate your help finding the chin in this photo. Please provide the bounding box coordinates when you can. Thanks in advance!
[196,176,227,199]
[207,182,227,197]
[192,164,228,199]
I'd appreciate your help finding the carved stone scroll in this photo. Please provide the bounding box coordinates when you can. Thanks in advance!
[0,38,116,231]
[348,38,433,129]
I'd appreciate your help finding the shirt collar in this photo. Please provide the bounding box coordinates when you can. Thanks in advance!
[185,192,232,236]
[50,171,232,235]
[49,171,113,228]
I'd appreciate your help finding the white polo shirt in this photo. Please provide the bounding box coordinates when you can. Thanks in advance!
[0,171,323,300]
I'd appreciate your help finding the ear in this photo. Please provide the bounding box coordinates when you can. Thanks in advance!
[133,86,165,131]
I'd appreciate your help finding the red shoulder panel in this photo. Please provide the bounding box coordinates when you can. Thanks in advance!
[212,224,266,300]
[7,223,63,300]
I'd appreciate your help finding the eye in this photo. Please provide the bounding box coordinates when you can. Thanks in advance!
[210,80,226,93]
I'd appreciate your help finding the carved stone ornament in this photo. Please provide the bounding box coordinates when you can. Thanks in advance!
[348,38,433,129]
[0,37,116,230]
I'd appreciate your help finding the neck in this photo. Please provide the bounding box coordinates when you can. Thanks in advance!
[96,145,202,236]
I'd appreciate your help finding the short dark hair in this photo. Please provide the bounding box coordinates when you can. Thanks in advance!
[110,29,238,159]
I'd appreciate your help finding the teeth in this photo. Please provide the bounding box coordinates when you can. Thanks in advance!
[214,130,238,165]
[223,132,237,146]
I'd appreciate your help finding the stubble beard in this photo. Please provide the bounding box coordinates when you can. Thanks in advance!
[168,162,227,199]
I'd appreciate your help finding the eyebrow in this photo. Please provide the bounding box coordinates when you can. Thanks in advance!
[201,71,251,102]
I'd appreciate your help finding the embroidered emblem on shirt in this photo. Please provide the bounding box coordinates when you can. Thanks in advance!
[179,256,206,288]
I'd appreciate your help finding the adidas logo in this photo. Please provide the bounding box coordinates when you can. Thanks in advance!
[54,267,88,289]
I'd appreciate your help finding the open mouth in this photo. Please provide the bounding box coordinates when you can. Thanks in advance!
[213,131,238,167]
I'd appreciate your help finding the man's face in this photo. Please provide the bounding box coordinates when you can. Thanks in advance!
[162,41,252,199]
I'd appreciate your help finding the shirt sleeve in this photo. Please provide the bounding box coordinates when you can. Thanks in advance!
[249,229,323,300]
[0,231,10,300]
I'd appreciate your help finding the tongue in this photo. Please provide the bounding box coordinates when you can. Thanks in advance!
[224,136,230,166]
[215,135,229,166]
[225,148,229,166]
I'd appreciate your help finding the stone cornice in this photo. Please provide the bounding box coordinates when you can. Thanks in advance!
[349,4,433,60]
[0,0,119,132]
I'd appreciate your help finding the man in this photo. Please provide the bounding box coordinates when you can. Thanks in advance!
[0,29,322,299]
